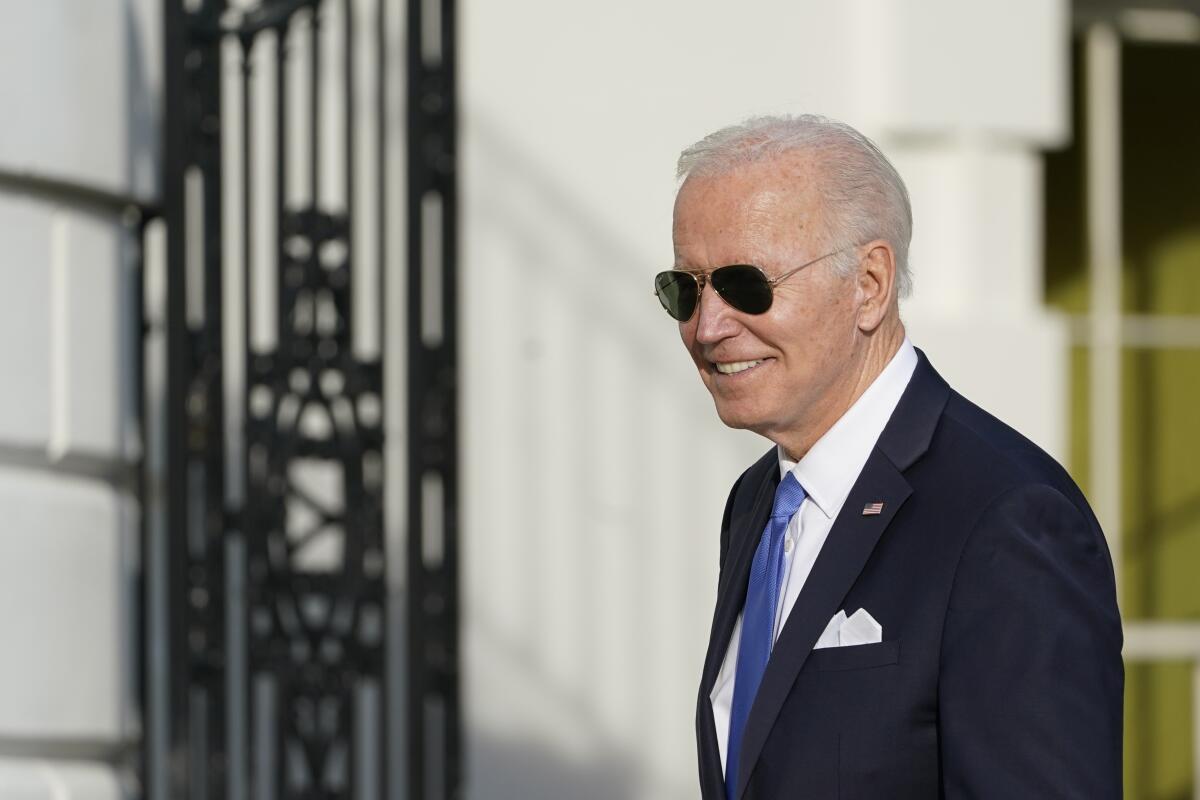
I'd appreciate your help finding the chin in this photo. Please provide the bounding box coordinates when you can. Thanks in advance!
[712,400,770,433]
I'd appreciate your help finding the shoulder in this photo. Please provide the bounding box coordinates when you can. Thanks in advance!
[896,378,1117,607]
[927,390,1119,621]
[932,388,1096,523]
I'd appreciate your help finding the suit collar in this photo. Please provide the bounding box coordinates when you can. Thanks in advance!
[780,338,919,519]
[712,349,951,799]
[875,347,949,471]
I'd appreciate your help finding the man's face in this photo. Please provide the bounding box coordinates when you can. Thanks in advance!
[671,155,862,448]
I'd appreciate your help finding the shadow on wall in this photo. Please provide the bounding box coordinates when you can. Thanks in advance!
[471,731,640,800]
[458,115,758,800]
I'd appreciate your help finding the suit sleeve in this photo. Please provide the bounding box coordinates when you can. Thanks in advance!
[939,483,1124,799]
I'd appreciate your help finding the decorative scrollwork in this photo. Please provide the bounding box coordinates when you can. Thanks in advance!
[163,0,396,797]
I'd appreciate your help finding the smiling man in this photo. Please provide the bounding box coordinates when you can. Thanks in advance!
[656,115,1123,800]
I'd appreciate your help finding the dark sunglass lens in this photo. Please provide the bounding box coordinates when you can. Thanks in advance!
[712,265,773,314]
[654,271,698,321]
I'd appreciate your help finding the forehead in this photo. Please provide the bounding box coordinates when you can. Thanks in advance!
[672,154,825,263]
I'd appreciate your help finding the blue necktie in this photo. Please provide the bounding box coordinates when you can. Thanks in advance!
[725,472,807,799]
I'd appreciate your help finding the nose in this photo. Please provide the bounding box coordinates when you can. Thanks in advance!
[691,280,741,345]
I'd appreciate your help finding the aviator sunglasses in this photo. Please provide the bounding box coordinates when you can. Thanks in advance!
[653,247,850,322]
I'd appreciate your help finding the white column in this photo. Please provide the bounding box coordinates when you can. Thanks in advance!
[0,1,159,797]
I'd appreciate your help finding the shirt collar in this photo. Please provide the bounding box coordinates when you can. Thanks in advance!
[777,338,919,519]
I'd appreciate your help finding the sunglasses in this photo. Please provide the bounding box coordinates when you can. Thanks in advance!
[653,247,848,322]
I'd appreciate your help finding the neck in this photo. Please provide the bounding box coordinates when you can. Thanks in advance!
[775,319,906,461]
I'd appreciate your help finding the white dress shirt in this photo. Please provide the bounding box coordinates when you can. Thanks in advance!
[710,339,918,772]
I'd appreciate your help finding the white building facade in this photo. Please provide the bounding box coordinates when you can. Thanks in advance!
[0,1,1075,798]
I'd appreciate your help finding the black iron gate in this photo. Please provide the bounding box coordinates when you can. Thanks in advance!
[154,0,459,797]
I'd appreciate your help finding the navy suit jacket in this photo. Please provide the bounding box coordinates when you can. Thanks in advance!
[696,350,1123,799]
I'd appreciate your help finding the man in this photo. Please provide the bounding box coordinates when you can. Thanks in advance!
[654,115,1123,799]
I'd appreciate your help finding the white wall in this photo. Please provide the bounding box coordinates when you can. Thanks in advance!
[0,0,158,797]
[461,1,1070,798]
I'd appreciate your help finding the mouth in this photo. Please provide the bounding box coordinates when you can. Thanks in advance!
[713,358,769,376]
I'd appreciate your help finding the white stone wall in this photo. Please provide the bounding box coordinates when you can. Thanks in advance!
[0,0,159,797]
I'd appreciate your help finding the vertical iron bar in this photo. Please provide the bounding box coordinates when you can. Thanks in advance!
[162,3,229,799]
[438,0,461,790]
[202,13,228,800]
[407,0,460,796]
[162,2,192,797]
[236,34,255,800]
[277,681,290,797]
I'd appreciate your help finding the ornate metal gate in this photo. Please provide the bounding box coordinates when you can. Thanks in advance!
[155,0,459,797]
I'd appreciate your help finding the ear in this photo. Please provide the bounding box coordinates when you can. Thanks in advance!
[855,241,896,333]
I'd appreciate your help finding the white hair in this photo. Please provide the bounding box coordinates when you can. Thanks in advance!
[676,114,913,298]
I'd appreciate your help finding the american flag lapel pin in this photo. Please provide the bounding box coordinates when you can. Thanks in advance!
[862,501,884,516]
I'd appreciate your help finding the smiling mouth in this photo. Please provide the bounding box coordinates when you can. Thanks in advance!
[714,359,766,375]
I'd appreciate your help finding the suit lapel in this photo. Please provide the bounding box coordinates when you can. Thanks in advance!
[702,465,778,692]
[734,450,911,800]
[697,456,778,798]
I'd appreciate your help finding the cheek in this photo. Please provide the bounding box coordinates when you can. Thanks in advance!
[769,308,841,371]
[679,324,705,371]
[679,319,698,350]
[800,285,856,345]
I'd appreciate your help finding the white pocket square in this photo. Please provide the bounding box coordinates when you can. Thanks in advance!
[813,608,882,649]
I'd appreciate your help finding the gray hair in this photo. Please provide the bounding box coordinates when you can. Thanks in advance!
[676,114,913,298]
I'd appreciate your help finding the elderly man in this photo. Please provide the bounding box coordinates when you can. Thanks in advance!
[654,115,1123,799]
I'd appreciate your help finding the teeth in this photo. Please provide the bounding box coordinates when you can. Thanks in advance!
[715,360,763,375]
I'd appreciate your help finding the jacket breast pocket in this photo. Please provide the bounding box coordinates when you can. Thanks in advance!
[801,639,900,672]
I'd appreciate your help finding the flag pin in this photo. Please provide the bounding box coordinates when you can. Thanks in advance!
[862,502,884,516]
